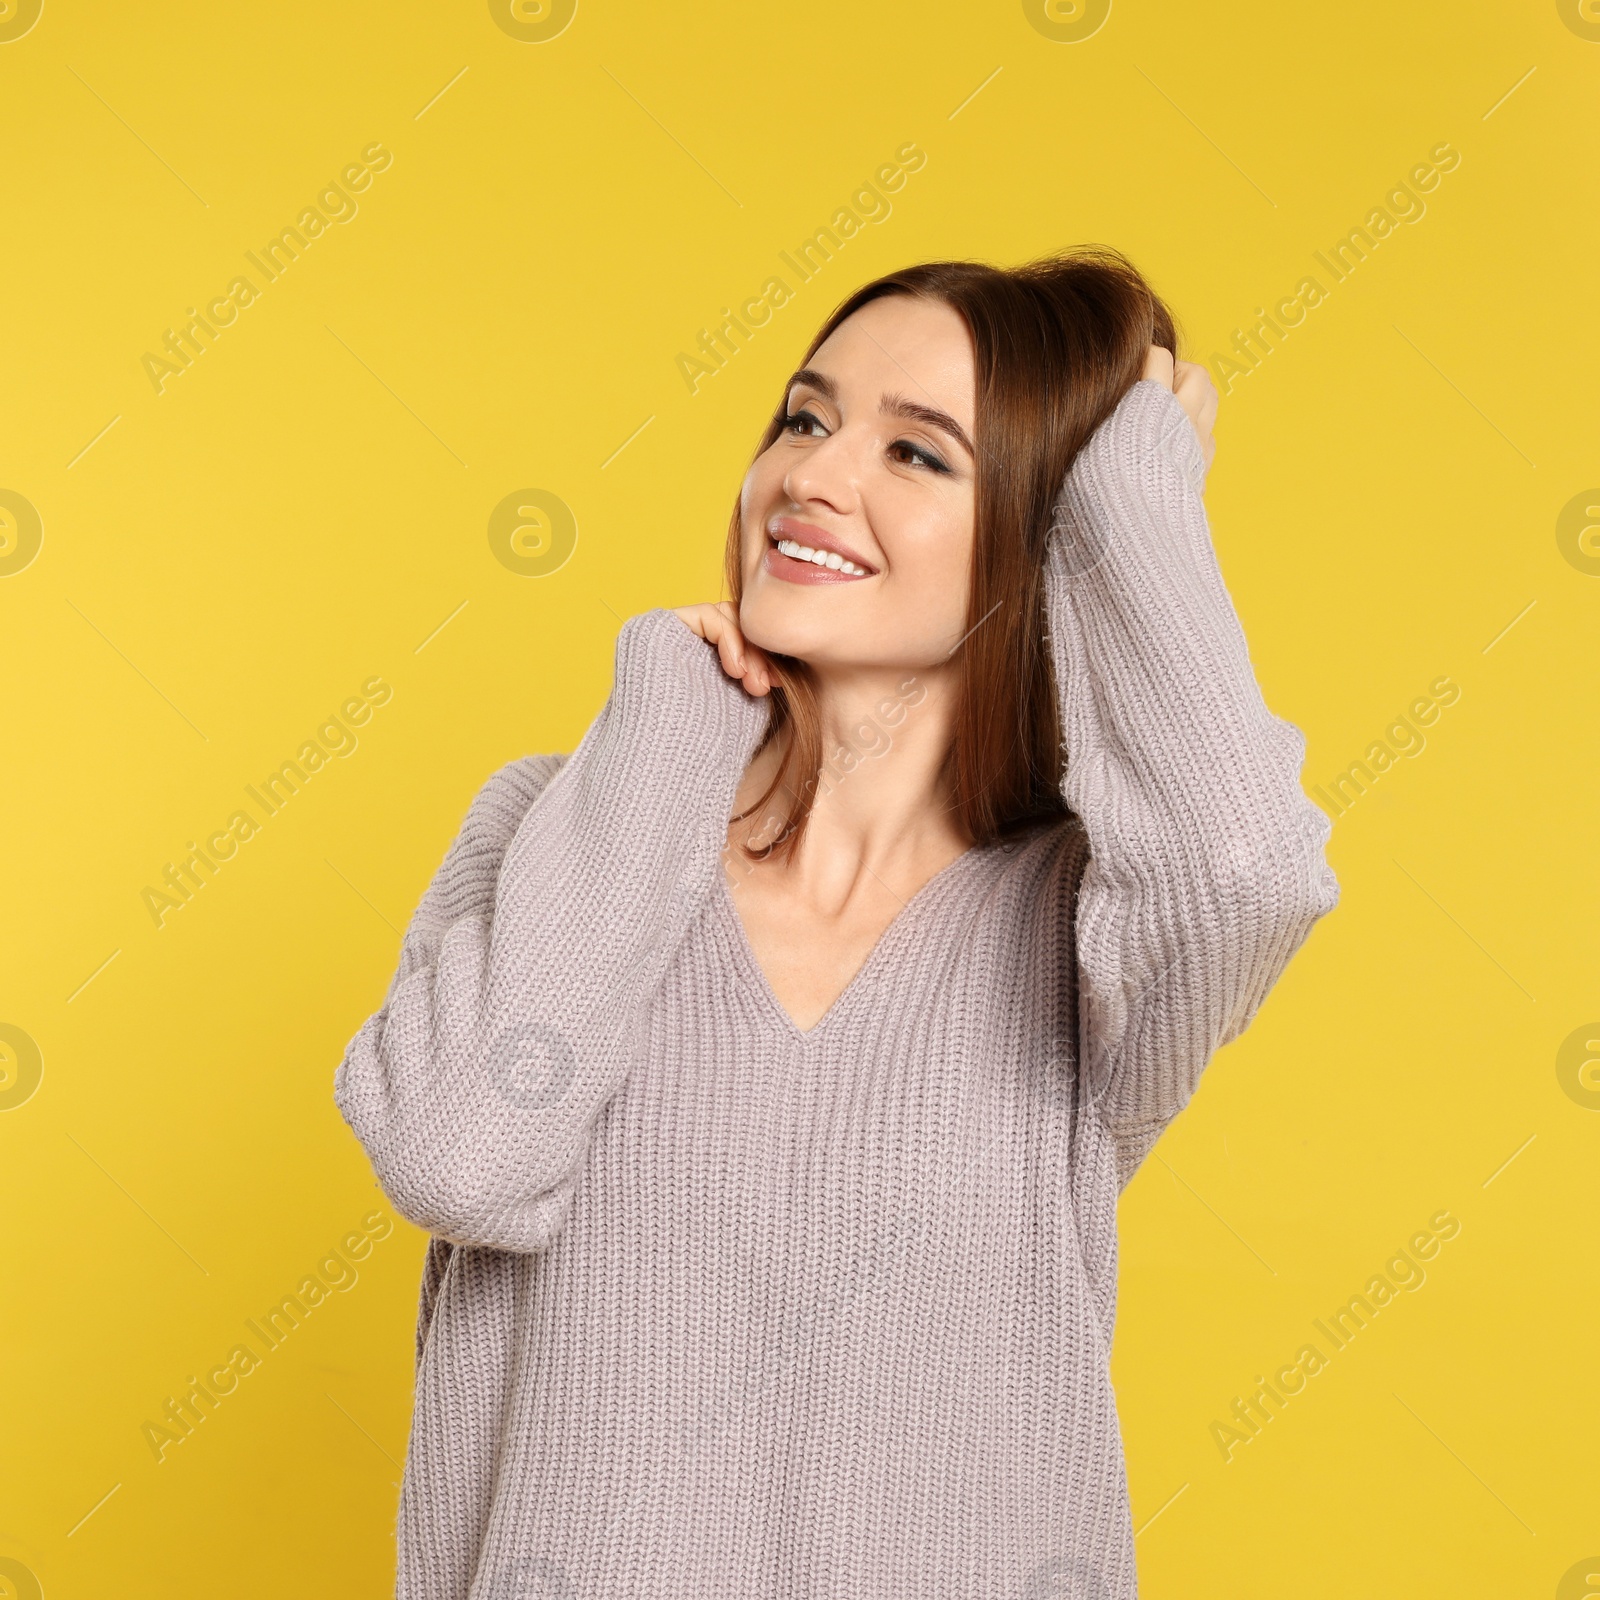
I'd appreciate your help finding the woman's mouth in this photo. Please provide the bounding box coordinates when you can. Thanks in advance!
[763,520,875,585]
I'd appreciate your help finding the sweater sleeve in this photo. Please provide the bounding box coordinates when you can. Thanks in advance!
[1045,379,1340,1187]
[333,608,771,1252]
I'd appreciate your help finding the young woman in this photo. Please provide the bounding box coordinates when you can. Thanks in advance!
[336,249,1339,1600]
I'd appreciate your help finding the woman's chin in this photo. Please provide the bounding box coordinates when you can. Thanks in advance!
[739,616,814,665]
[738,595,837,665]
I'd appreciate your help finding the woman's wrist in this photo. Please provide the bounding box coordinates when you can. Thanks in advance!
[613,607,770,756]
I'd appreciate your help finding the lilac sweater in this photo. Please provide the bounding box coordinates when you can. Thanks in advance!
[334,379,1339,1599]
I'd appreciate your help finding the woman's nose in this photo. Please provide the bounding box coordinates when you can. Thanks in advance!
[783,427,864,512]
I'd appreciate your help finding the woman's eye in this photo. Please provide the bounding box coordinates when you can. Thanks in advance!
[783,409,824,437]
[890,439,949,473]
[781,412,949,474]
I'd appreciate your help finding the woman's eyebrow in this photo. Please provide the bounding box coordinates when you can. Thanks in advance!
[784,369,975,459]
[881,393,974,458]
[786,367,838,402]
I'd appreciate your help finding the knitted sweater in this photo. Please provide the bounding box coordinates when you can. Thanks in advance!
[334,378,1339,1600]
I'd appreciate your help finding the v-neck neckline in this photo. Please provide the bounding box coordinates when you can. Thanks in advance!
[711,841,990,1044]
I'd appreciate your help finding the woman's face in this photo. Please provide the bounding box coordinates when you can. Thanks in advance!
[736,294,978,672]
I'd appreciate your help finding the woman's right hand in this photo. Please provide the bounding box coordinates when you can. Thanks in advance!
[672,602,775,697]
[1141,344,1218,475]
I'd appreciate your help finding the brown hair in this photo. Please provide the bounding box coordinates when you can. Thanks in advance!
[722,246,1177,863]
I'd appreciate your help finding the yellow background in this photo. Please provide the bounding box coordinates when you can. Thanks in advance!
[2,0,1596,1595]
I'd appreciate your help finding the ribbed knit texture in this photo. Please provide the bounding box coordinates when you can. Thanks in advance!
[334,379,1339,1600]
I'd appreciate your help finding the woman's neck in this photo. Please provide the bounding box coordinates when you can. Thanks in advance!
[729,660,973,908]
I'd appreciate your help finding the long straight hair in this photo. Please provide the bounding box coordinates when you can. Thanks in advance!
[722,247,1177,862]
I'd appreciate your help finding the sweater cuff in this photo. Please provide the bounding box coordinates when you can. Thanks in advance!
[1124,378,1208,495]
[613,607,771,757]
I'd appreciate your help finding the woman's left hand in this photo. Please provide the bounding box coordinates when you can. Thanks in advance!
[1141,345,1218,476]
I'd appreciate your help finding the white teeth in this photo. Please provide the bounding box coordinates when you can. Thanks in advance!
[775,537,867,576]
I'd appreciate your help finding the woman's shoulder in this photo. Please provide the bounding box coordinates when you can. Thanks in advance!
[964,809,1091,904]
[456,752,570,850]
[491,751,570,801]
[989,808,1088,864]
[922,815,1091,987]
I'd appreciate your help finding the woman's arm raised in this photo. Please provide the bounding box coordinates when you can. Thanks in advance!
[1047,362,1339,1188]
[333,608,770,1251]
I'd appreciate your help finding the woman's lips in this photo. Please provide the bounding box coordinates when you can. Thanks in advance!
[763,518,875,585]
[762,542,871,585]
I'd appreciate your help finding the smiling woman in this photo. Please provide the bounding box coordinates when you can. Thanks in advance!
[334,247,1339,1600]
[711,256,1181,868]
